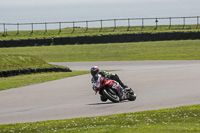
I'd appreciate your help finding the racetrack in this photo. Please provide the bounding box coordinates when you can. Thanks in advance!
[0,60,200,125]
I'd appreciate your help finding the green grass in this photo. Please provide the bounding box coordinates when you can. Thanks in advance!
[0,25,199,40]
[0,40,200,62]
[0,71,89,91]
[0,54,66,71]
[0,54,77,91]
[0,104,199,133]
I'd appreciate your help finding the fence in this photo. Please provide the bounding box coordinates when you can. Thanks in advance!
[0,16,199,36]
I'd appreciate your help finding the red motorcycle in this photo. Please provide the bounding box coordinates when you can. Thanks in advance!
[93,74,136,103]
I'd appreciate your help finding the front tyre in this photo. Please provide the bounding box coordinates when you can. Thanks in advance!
[128,93,137,101]
[102,88,120,103]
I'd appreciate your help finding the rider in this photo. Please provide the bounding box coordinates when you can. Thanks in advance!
[90,66,129,102]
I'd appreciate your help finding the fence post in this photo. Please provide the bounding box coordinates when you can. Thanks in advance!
[155,18,158,30]
[3,23,6,36]
[113,19,116,31]
[169,17,171,29]
[59,22,62,33]
[85,21,88,33]
[141,18,144,30]
[45,23,47,33]
[99,20,102,32]
[31,23,33,34]
[72,22,75,33]
[127,18,130,31]
[17,23,19,34]
[183,17,185,29]
[197,16,199,29]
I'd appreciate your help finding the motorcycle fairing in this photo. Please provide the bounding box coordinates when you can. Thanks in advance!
[93,74,121,92]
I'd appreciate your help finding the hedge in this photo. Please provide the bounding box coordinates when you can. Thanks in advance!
[0,31,200,47]
[0,68,72,77]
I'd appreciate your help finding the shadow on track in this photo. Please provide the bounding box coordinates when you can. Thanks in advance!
[88,100,130,105]
[88,102,113,105]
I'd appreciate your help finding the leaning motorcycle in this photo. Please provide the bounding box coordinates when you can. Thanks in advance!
[93,74,136,103]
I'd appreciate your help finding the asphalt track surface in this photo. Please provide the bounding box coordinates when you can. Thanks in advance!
[0,60,200,125]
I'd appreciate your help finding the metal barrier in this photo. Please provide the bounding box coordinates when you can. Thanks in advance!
[0,16,199,36]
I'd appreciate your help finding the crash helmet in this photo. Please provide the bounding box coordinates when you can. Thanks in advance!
[90,66,99,76]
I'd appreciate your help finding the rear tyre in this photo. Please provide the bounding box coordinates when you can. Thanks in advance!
[100,95,107,102]
[102,88,120,103]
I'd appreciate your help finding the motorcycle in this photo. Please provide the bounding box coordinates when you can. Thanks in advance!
[93,74,137,103]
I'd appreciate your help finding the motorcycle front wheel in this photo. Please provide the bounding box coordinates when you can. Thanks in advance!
[128,93,137,101]
[102,88,120,103]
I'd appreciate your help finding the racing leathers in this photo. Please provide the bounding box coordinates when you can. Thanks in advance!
[99,71,128,88]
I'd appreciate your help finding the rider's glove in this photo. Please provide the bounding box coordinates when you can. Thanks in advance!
[92,86,98,93]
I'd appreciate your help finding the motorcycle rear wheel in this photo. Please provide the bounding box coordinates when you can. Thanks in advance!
[102,88,120,103]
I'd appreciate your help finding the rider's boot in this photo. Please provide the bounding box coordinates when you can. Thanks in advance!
[113,74,128,89]
[118,80,128,89]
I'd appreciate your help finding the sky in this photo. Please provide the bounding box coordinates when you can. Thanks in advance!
[1,0,128,7]
[0,0,193,7]
[0,0,200,24]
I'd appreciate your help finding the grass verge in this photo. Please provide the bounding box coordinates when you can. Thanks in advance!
[0,104,199,133]
[0,25,199,40]
[0,71,89,91]
[0,54,67,71]
[0,40,200,62]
